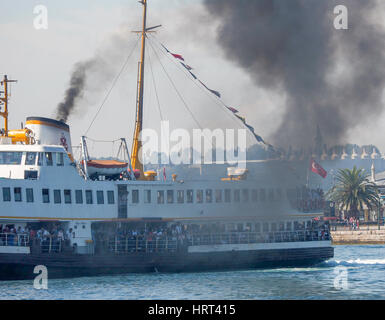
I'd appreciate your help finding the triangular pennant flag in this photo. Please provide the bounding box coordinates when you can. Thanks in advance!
[198,80,221,98]
[245,123,255,133]
[188,70,197,79]
[161,43,170,53]
[235,114,246,124]
[254,134,265,143]
[171,53,184,61]
[180,62,193,70]
[227,106,239,114]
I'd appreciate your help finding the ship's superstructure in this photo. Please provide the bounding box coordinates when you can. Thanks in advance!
[0,0,333,279]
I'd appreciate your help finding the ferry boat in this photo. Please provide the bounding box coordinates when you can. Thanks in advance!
[0,0,333,280]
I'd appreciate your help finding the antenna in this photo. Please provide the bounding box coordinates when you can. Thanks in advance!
[0,75,17,137]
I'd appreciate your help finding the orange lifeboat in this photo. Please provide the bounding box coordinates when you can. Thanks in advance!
[82,159,128,176]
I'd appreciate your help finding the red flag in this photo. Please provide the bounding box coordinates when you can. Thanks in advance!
[171,53,184,61]
[310,159,327,178]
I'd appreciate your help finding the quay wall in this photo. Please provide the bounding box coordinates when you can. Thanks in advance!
[331,226,385,244]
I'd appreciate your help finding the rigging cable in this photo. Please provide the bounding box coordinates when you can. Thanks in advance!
[84,35,141,136]
[148,34,262,145]
[147,38,204,131]
[147,36,164,122]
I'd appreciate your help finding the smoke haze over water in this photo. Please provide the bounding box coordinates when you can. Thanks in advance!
[203,0,385,149]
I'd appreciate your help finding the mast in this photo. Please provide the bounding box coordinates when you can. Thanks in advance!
[0,75,17,137]
[131,0,148,175]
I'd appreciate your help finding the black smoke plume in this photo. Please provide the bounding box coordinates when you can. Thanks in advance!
[56,60,95,123]
[203,0,385,149]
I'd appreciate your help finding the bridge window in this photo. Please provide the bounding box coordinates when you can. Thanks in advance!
[177,190,184,203]
[0,152,23,165]
[157,190,164,204]
[271,223,277,232]
[167,190,174,204]
[14,187,22,202]
[234,189,240,202]
[187,190,194,203]
[107,191,115,204]
[132,190,139,204]
[75,190,83,204]
[268,189,275,201]
[255,223,261,232]
[144,190,151,203]
[37,152,43,166]
[206,189,212,203]
[45,152,53,166]
[196,190,203,203]
[54,190,61,204]
[97,191,104,204]
[26,188,34,203]
[56,153,64,166]
[42,189,50,203]
[215,189,222,203]
[24,170,38,180]
[85,190,93,204]
[25,152,37,165]
[64,190,71,204]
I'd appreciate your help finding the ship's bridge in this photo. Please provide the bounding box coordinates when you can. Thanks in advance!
[0,144,75,180]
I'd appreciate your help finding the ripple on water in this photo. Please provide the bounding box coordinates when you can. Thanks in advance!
[1,245,385,299]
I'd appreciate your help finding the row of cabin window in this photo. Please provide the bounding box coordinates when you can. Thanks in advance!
[2,187,114,205]
[130,188,284,204]
[0,151,65,166]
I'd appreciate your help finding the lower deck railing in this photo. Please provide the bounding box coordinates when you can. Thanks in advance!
[0,233,29,247]
[102,230,331,254]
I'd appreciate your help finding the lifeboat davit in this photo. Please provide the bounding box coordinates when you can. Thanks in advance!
[83,159,128,176]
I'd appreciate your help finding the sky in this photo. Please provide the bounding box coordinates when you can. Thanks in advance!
[1,0,385,159]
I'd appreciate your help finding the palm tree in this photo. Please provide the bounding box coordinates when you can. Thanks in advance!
[326,166,380,219]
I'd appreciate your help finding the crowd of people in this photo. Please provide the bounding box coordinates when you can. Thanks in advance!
[0,220,330,253]
[94,221,331,254]
[0,224,70,252]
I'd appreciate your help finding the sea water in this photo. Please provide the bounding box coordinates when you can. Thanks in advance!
[0,245,385,300]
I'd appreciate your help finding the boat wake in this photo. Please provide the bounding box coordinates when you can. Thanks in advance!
[320,258,385,267]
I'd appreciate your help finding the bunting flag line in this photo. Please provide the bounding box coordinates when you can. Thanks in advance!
[254,134,265,143]
[226,106,239,114]
[160,43,170,53]
[158,39,269,148]
[160,43,185,61]
[198,80,221,98]
[180,62,193,70]
[188,70,197,80]
[235,114,246,123]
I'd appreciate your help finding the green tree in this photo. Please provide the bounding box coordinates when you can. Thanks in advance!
[326,166,380,219]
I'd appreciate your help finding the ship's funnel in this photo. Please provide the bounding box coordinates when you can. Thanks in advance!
[25,117,73,154]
